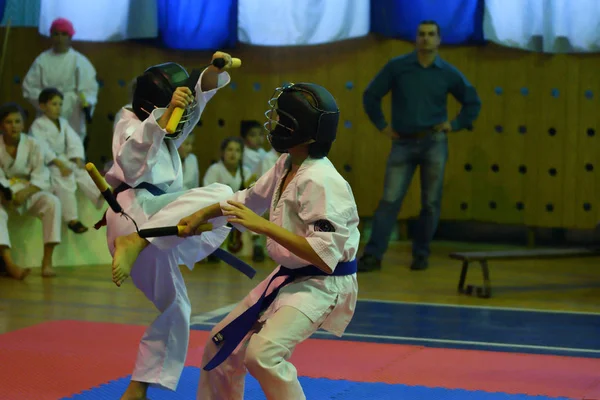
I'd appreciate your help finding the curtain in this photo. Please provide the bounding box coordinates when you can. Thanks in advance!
[370,0,484,45]
[38,0,157,42]
[1,0,39,27]
[238,0,369,46]
[484,0,600,53]
[157,0,237,50]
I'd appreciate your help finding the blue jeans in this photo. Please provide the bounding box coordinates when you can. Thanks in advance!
[365,132,448,259]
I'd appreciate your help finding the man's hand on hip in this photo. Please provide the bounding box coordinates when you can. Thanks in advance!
[381,126,400,140]
[434,121,452,133]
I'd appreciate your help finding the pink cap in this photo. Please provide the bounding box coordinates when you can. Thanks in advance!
[50,18,75,37]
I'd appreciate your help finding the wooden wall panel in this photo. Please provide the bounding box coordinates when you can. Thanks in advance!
[1,28,599,230]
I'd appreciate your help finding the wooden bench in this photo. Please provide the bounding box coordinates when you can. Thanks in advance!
[449,247,600,299]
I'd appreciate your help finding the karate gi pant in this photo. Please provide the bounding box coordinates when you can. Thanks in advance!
[0,191,62,247]
[49,164,103,222]
[197,298,332,400]
[105,185,232,391]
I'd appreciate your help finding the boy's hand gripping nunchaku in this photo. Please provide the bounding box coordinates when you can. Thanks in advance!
[165,56,242,134]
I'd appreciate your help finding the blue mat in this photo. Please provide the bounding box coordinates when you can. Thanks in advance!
[62,367,571,400]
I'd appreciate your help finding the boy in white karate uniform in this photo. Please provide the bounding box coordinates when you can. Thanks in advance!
[240,120,266,174]
[203,137,252,191]
[0,103,62,278]
[203,137,255,258]
[30,88,103,233]
[22,18,98,146]
[178,130,200,190]
[180,82,360,399]
[102,52,242,400]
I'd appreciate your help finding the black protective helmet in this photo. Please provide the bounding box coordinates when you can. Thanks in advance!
[264,83,339,157]
[132,62,196,140]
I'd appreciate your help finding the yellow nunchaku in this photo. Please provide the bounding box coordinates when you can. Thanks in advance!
[165,57,242,134]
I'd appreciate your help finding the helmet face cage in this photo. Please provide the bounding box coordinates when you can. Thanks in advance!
[263,85,295,135]
[263,83,339,152]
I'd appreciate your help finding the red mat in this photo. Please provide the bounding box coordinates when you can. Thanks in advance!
[0,320,598,400]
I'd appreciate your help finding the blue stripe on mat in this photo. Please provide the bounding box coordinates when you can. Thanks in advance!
[61,366,571,400]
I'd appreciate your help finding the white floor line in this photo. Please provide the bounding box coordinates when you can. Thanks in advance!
[358,298,600,316]
[309,330,600,354]
[191,303,237,325]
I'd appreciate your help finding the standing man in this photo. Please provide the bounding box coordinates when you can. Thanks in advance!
[23,18,98,150]
[359,20,481,272]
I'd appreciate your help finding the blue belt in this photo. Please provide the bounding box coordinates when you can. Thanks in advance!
[203,259,358,371]
[113,182,256,279]
[114,182,165,197]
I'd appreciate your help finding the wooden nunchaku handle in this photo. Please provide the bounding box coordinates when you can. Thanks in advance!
[85,162,122,214]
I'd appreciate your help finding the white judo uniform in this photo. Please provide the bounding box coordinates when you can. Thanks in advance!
[182,153,200,190]
[113,103,132,132]
[22,48,99,143]
[203,160,251,191]
[0,134,62,248]
[104,69,234,391]
[30,115,103,222]
[197,154,360,400]
[242,146,266,173]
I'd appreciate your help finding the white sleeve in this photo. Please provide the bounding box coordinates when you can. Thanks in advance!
[22,57,43,110]
[172,69,230,149]
[202,163,220,187]
[29,120,58,163]
[297,175,358,271]
[219,161,281,220]
[64,121,85,160]
[113,110,170,186]
[28,139,51,191]
[243,166,253,182]
[76,54,99,108]
[0,164,9,188]
[186,154,200,188]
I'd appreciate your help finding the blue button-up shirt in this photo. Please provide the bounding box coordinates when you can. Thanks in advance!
[363,51,481,134]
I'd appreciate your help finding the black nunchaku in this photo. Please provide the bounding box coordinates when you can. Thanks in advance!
[85,163,212,238]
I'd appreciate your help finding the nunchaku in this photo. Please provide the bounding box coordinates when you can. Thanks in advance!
[165,56,242,134]
[85,163,212,238]
[85,163,257,279]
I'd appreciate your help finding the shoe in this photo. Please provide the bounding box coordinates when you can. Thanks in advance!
[358,254,382,272]
[410,256,429,270]
[206,253,220,263]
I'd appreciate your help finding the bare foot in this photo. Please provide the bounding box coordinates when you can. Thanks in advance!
[42,265,57,278]
[120,380,148,400]
[112,233,148,287]
[5,262,31,280]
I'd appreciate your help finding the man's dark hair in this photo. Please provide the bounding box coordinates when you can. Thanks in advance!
[418,20,441,36]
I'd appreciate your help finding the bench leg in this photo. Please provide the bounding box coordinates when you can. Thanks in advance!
[477,260,492,298]
[457,260,469,294]
[458,259,492,298]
